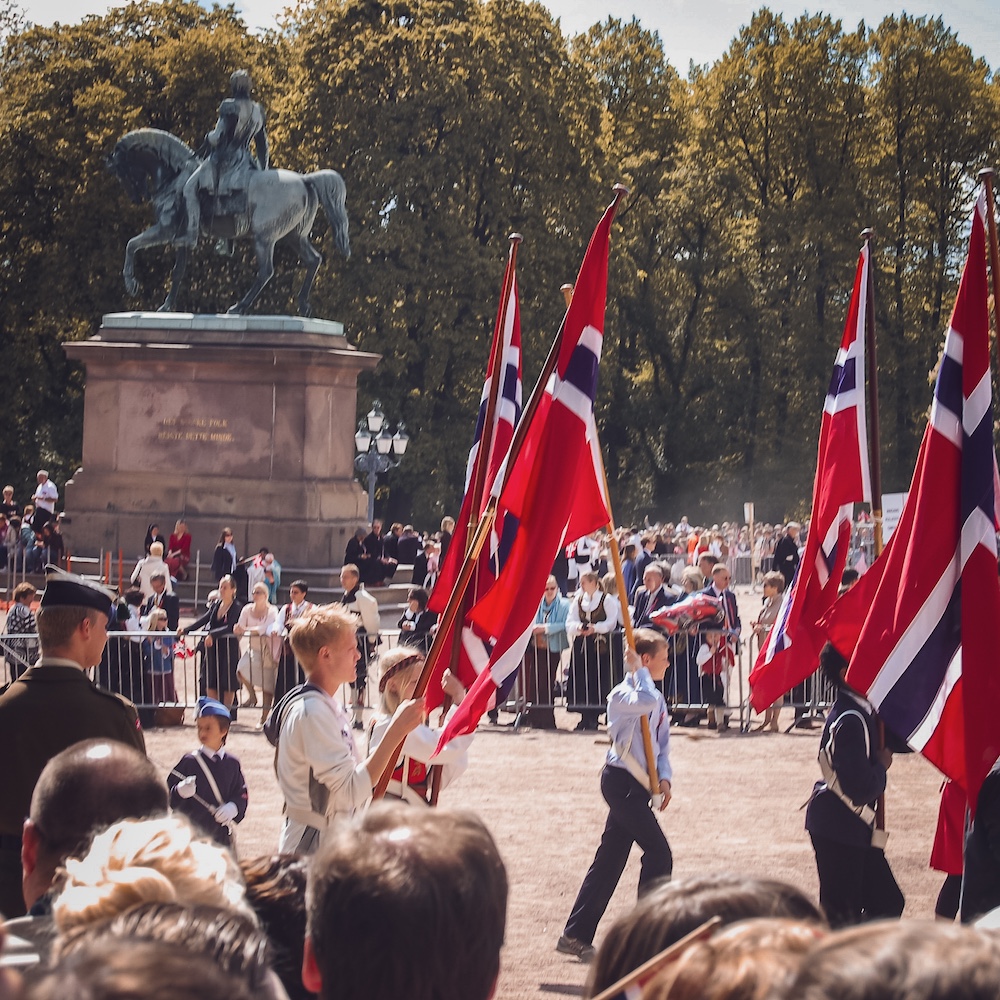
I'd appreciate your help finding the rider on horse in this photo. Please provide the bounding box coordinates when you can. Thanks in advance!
[181,69,269,247]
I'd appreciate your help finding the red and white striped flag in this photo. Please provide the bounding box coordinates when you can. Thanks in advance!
[435,197,619,748]
[424,252,523,708]
[748,243,872,711]
[824,187,1000,809]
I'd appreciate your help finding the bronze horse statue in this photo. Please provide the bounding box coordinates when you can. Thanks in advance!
[107,128,350,315]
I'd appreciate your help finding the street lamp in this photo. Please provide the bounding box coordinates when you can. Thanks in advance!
[354,401,408,524]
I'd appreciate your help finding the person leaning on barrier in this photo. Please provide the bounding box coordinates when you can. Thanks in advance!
[0,567,145,919]
[303,802,508,1000]
[1,582,38,681]
[523,576,569,730]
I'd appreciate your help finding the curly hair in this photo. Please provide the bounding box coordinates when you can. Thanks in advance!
[52,817,250,933]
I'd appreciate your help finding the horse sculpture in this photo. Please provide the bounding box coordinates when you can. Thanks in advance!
[107,129,350,315]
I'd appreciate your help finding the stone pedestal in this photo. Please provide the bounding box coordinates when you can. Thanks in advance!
[63,313,380,568]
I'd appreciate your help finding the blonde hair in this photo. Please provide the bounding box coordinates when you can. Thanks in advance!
[289,604,358,671]
[377,647,424,713]
[52,817,250,933]
[149,541,164,558]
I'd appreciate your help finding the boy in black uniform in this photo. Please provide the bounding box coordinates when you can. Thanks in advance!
[805,643,905,927]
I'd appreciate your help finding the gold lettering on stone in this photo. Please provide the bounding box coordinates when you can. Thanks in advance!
[157,417,233,444]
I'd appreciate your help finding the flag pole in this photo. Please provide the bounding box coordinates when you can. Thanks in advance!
[862,226,888,836]
[978,169,1000,369]
[862,228,883,559]
[563,273,660,805]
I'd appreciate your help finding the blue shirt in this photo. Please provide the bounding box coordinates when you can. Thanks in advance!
[606,667,672,784]
[534,594,570,652]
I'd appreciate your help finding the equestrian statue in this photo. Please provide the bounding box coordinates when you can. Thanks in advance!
[107,70,350,315]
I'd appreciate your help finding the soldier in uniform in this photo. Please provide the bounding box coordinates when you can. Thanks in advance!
[0,566,145,918]
[181,69,269,248]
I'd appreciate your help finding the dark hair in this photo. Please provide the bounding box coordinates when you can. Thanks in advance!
[289,579,309,595]
[819,641,849,690]
[241,854,311,1000]
[30,740,168,868]
[124,587,144,608]
[29,933,261,1000]
[407,587,429,610]
[307,803,507,1000]
[586,873,825,997]
[777,920,1000,1000]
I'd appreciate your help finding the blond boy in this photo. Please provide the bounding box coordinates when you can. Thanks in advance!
[274,605,423,854]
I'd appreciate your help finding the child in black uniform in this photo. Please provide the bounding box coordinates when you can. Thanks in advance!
[168,697,248,849]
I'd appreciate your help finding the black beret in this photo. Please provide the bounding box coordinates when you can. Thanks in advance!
[40,565,115,616]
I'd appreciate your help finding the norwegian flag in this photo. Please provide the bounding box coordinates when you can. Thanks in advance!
[748,244,873,711]
[424,253,523,709]
[826,188,1000,809]
[435,196,618,748]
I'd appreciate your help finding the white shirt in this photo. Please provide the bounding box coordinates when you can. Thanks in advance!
[566,589,621,640]
[276,688,371,852]
[33,479,57,513]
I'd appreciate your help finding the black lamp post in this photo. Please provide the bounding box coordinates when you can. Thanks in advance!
[354,401,409,524]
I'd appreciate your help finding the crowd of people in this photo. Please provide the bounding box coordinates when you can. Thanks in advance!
[3,523,1000,999]
[0,475,65,575]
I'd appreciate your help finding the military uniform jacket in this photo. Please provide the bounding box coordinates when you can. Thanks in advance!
[0,659,145,836]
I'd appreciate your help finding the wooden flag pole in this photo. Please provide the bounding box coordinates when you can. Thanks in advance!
[563,276,660,804]
[979,169,1000,370]
[589,916,722,1000]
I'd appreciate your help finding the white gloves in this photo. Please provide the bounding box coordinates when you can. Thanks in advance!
[175,776,198,800]
[214,802,238,824]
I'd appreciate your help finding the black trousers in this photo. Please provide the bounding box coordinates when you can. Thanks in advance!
[810,832,904,928]
[564,765,673,945]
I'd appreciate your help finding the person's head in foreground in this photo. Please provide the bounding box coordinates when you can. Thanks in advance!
[51,815,250,935]
[22,739,168,911]
[288,604,360,690]
[586,873,825,997]
[305,802,508,1000]
[23,933,262,1000]
[774,919,1000,1000]
[643,918,823,1000]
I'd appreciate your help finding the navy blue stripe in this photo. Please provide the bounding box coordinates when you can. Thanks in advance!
[472,399,487,447]
[562,344,599,401]
[963,393,996,523]
[935,353,963,421]
[879,581,961,737]
[501,362,519,408]
[828,356,856,398]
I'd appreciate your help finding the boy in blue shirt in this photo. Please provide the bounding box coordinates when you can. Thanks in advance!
[557,627,673,962]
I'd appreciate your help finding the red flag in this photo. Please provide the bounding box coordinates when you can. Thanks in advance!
[825,188,1000,808]
[748,245,873,711]
[434,197,619,749]
[424,257,523,707]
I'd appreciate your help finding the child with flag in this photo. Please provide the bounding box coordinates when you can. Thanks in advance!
[557,628,673,962]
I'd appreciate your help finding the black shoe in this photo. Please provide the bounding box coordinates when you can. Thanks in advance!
[556,935,595,962]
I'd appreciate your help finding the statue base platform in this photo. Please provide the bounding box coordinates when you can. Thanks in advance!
[63,313,380,569]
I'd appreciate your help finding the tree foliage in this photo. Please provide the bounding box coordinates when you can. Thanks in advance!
[0,2,997,524]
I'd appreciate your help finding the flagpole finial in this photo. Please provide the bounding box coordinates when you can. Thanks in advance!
[508,232,523,245]
[561,283,574,308]
[612,183,630,201]
[978,168,995,182]
[861,228,875,243]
